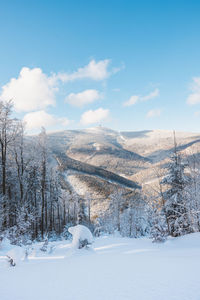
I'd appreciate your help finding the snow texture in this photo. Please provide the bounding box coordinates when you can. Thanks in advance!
[0,234,200,300]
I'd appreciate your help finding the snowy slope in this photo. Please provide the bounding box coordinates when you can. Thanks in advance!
[0,234,200,300]
[47,127,200,188]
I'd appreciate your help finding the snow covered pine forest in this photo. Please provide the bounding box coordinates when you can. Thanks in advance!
[0,100,200,300]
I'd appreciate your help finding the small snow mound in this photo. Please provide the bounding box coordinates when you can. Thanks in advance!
[68,225,93,249]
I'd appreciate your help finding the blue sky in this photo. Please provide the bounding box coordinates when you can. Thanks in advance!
[1,0,200,133]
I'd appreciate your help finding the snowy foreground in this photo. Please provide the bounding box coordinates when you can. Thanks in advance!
[1,234,200,300]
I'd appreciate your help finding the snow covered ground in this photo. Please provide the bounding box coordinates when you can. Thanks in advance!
[0,233,200,300]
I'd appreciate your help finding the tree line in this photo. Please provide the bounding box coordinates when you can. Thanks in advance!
[0,100,200,245]
[148,133,200,242]
[0,100,86,244]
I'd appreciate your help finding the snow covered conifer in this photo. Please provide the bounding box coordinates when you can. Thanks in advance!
[13,203,34,245]
[161,135,190,237]
[148,201,168,242]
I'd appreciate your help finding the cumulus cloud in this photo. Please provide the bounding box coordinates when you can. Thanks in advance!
[58,59,111,82]
[0,59,118,113]
[123,88,159,107]
[146,108,161,118]
[23,110,69,132]
[80,108,109,125]
[0,67,57,112]
[65,89,101,107]
[187,77,200,105]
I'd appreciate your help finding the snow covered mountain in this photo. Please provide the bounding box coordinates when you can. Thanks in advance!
[46,127,200,215]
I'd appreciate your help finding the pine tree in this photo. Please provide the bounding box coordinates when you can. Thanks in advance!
[161,134,190,237]
[147,199,168,242]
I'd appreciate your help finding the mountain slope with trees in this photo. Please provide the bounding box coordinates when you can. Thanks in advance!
[1,101,200,245]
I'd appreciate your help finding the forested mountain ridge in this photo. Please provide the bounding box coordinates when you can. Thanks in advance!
[1,100,200,244]
[45,127,200,236]
[47,126,200,189]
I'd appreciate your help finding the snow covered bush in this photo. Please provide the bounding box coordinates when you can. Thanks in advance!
[161,150,191,237]
[6,255,16,267]
[68,225,93,249]
[40,238,49,252]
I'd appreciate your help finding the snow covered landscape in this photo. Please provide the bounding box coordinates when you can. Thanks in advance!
[1,233,200,300]
[1,1,200,299]
[1,99,200,300]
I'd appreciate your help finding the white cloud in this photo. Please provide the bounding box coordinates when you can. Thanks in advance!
[0,59,117,113]
[187,77,200,105]
[141,88,159,101]
[80,108,109,125]
[0,67,57,112]
[123,88,159,107]
[58,59,111,82]
[123,95,139,107]
[23,110,69,132]
[146,108,161,118]
[65,89,101,107]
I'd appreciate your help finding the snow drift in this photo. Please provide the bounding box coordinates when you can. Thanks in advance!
[68,225,93,249]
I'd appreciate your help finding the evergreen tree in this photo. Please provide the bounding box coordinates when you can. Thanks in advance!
[161,138,190,237]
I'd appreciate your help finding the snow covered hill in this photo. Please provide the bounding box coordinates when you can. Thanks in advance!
[1,233,200,300]
[47,127,200,183]
[46,127,200,216]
